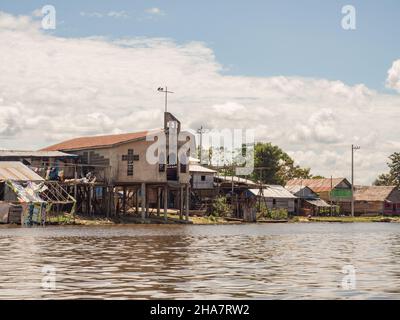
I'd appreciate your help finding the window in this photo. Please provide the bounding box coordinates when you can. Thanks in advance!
[201,175,206,181]
[127,149,134,176]
[127,163,133,176]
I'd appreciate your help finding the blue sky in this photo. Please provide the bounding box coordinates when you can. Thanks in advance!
[1,0,400,91]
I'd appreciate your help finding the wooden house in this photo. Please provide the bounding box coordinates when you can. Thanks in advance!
[341,186,400,216]
[189,158,216,190]
[285,185,332,215]
[247,185,297,214]
[40,112,193,220]
[286,178,352,213]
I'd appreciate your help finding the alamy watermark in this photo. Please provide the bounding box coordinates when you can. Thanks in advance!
[341,264,356,290]
[41,265,56,290]
[145,121,255,175]
[35,5,56,30]
[341,5,356,30]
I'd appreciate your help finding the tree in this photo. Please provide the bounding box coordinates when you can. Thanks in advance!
[374,173,394,186]
[251,142,312,185]
[374,152,400,187]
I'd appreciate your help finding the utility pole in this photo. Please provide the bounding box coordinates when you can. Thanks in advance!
[351,144,360,217]
[197,126,206,164]
[157,86,174,112]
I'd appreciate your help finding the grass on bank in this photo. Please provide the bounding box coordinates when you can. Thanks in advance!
[44,211,400,226]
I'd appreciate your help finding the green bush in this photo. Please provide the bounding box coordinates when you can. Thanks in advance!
[268,208,288,220]
[210,196,231,217]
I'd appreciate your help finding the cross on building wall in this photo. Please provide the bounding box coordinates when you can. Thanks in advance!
[122,149,140,176]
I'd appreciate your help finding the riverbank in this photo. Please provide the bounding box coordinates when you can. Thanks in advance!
[42,213,400,226]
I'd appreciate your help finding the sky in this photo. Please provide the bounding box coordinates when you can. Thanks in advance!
[0,0,400,184]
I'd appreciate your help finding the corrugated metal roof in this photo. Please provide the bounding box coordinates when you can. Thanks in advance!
[354,186,396,202]
[0,150,77,158]
[286,178,349,193]
[41,130,156,151]
[189,164,216,173]
[305,199,331,207]
[249,185,297,199]
[285,185,312,194]
[0,162,44,181]
[216,175,258,186]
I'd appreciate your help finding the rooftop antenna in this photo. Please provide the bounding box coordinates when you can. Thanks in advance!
[157,86,174,113]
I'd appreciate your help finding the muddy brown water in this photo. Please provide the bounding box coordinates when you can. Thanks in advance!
[0,223,400,299]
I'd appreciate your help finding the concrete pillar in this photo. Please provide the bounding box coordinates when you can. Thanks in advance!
[164,185,168,222]
[141,182,146,220]
[185,184,190,221]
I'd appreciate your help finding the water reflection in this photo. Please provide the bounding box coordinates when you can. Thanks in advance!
[0,223,400,299]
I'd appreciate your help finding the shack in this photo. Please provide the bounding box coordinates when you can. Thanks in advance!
[247,185,297,214]
[0,150,78,180]
[286,178,352,213]
[0,161,46,225]
[189,158,216,211]
[285,184,332,215]
[341,186,400,216]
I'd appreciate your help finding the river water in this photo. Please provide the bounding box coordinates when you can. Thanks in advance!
[0,223,399,299]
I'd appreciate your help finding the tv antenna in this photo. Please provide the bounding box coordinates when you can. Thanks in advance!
[157,86,174,112]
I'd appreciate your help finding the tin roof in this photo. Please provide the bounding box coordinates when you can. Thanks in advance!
[0,162,44,181]
[189,164,217,173]
[41,130,153,151]
[285,184,314,195]
[216,175,259,187]
[354,186,397,202]
[249,185,297,199]
[305,198,331,207]
[0,150,77,158]
[286,178,350,193]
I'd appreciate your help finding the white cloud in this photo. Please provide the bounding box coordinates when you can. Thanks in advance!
[107,11,129,19]
[289,109,343,144]
[0,11,39,30]
[80,11,103,18]
[386,59,400,92]
[145,7,164,16]
[80,11,129,19]
[0,11,399,184]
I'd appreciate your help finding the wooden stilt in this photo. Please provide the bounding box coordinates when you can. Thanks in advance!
[185,184,190,221]
[157,187,161,216]
[164,185,168,222]
[141,182,146,220]
[122,186,127,215]
[135,187,139,214]
[180,185,184,220]
[146,186,150,218]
